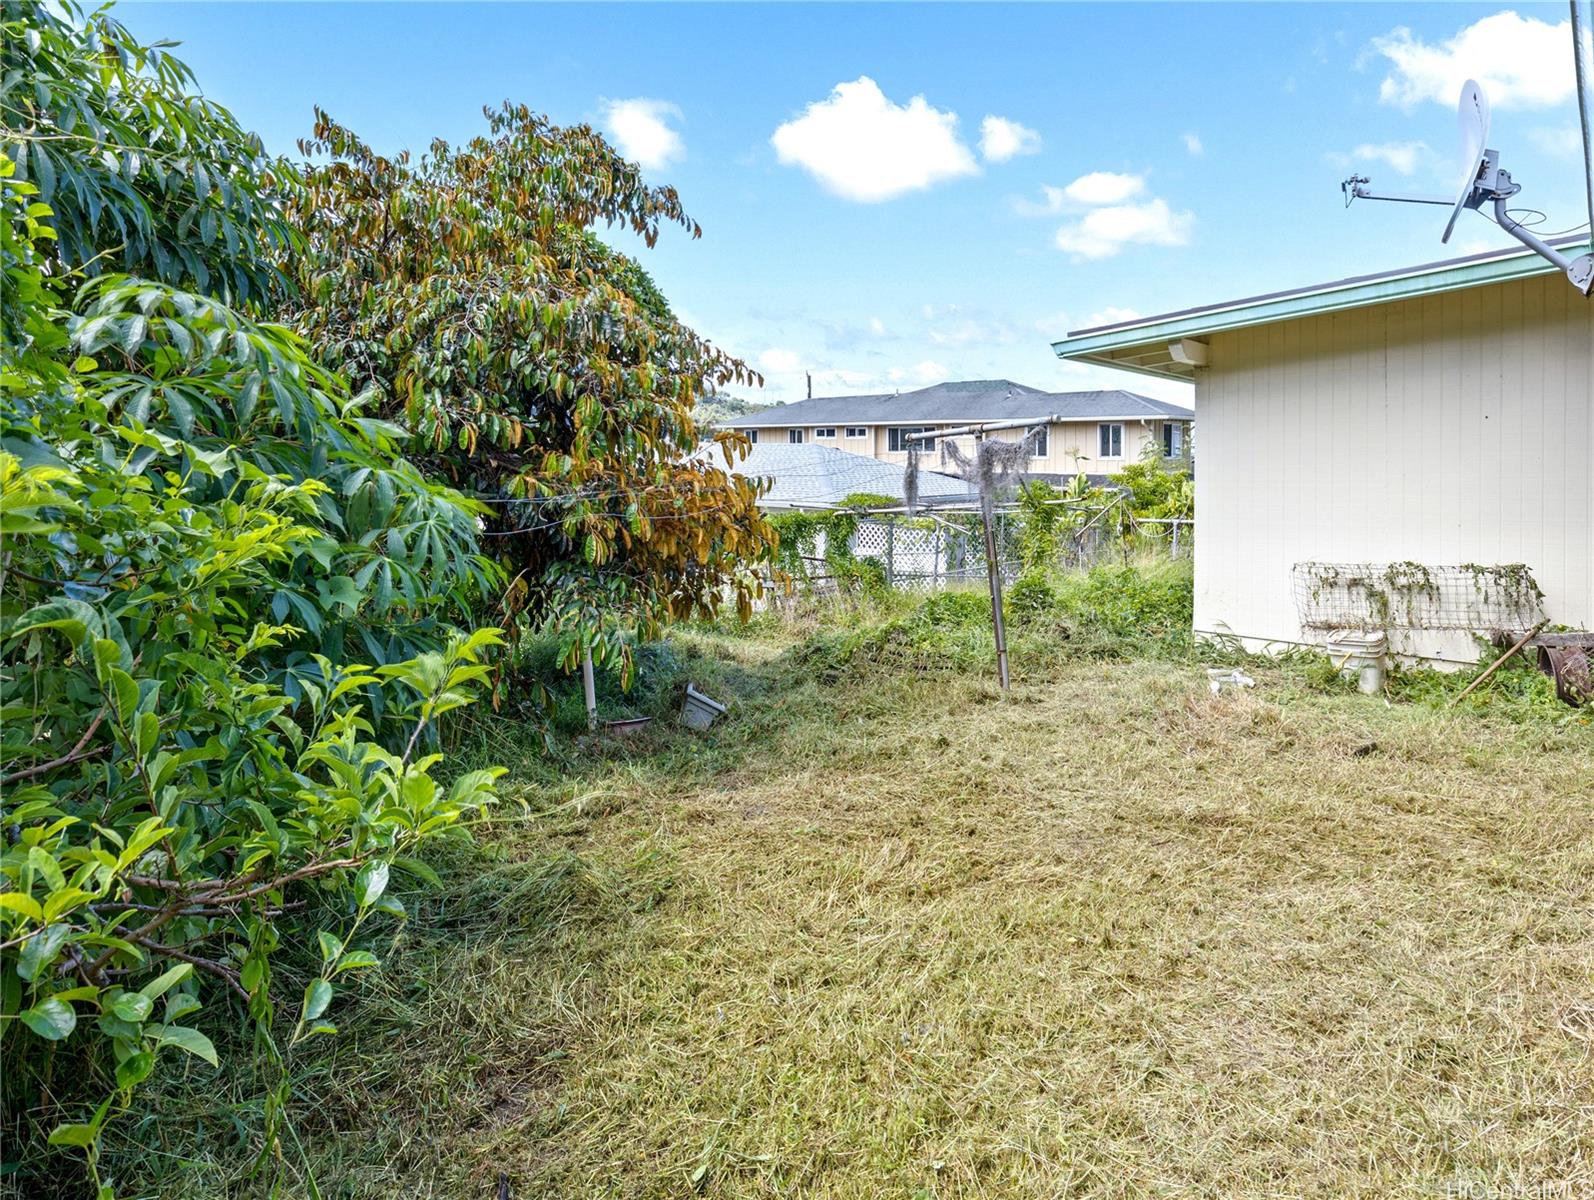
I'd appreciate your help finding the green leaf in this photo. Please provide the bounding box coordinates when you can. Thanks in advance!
[110,991,153,1023]
[302,978,332,1022]
[8,598,102,651]
[157,1025,217,1066]
[333,950,379,975]
[48,1123,98,1148]
[18,922,68,982]
[355,861,389,908]
[116,1049,155,1090]
[21,997,77,1041]
[110,668,139,724]
[317,931,342,962]
[391,855,441,889]
[0,892,44,922]
[135,709,159,757]
[139,962,193,1000]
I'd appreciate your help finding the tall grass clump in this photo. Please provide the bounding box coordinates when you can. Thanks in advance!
[808,556,1195,679]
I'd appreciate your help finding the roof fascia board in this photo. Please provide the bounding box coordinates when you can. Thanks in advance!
[1051,243,1581,366]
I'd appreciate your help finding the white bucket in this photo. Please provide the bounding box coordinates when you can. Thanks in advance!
[1325,631,1388,694]
[680,684,728,731]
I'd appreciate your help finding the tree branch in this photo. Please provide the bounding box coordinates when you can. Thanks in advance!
[0,710,108,786]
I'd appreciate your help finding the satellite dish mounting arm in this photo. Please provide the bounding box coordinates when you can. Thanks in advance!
[1340,176,1454,208]
[1343,150,1594,296]
[1491,174,1594,293]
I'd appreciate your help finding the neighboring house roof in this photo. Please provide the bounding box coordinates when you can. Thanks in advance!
[727,443,974,508]
[719,378,1192,428]
[1051,236,1592,382]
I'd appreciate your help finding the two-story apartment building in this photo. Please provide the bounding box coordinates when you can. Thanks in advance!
[719,380,1193,480]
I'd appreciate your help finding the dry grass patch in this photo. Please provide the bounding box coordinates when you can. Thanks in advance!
[126,632,1594,1199]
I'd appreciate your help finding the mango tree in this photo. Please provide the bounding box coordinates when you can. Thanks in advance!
[280,108,778,686]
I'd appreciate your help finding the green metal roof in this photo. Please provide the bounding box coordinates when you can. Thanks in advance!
[1051,238,1592,381]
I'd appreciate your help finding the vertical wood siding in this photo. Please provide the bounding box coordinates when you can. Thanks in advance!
[1196,273,1594,657]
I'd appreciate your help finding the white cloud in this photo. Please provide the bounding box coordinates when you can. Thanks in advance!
[770,76,979,202]
[600,98,684,170]
[1012,184,1070,217]
[920,304,1021,348]
[1328,140,1429,175]
[1054,199,1194,261]
[758,347,802,374]
[1530,125,1584,159]
[1086,306,1141,327]
[869,316,887,336]
[1062,171,1145,206]
[979,115,1041,162]
[1182,132,1204,156]
[912,360,949,383]
[1371,12,1577,109]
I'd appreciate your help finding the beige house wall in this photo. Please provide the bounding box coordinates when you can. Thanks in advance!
[1194,271,1594,660]
[741,418,1187,477]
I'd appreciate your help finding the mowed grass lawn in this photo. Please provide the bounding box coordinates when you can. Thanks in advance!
[147,627,1594,1199]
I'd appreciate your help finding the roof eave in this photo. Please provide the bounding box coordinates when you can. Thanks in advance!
[1051,240,1587,381]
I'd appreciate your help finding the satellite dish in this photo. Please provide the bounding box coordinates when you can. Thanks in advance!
[1442,79,1491,243]
[1340,55,1593,295]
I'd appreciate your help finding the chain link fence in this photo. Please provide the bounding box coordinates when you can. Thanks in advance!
[771,504,1192,600]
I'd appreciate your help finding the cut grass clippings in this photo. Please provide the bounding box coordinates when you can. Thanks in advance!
[104,621,1594,1200]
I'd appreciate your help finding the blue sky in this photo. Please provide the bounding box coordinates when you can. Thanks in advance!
[120,2,1590,407]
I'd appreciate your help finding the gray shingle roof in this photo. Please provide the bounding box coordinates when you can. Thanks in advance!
[725,443,974,509]
[719,378,1191,428]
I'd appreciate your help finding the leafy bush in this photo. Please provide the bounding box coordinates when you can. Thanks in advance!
[1116,456,1193,520]
[1005,569,1061,618]
[1050,557,1193,639]
[915,589,994,628]
[1,0,295,302]
[0,26,501,1191]
[766,494,900,601]
[1014,481,1068,570]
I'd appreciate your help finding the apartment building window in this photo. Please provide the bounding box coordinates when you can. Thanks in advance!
[814,427,836,439]
[788,429,805,444]
[746,430,758,444]
[888,426,934,452]
[1028,426,1048,458]
[1098,422,1124,458]
[1162,421,1184,457]
[845,427,867,439]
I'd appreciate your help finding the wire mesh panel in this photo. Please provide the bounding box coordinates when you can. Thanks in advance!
[849,514,1021,591]
[1292,562,1545,632]
[767,504,1191,603]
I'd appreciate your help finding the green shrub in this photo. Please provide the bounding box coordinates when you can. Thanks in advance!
[1005,570,1061,619]
[1052,557,1193,639]
[1,45,499,1193]
[915,589,993,628]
